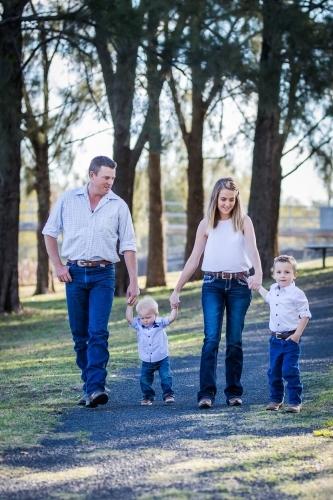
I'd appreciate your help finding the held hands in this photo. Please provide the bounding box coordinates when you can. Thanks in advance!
[247,273,262,291]
[170,290,180,309]
[126,282,140,306]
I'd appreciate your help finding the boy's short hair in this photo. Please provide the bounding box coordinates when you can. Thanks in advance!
[273,255,297,273]
[136,296,158,315]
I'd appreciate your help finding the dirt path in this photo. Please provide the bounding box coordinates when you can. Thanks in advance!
[1,279,333,499]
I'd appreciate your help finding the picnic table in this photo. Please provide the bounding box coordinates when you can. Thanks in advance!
[304,243,333,268]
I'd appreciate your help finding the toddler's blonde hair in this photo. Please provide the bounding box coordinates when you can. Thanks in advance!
[273,255,297,273]
[136,296,159,315]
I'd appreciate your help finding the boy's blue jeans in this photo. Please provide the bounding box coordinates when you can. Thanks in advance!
[268,336,303,405]
[65,263,115,397]
[140,356,173,400]
[199,275,252,404]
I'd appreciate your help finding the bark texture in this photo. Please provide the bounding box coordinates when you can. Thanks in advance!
[248,0,284,278]
[0,0,28,312]
[23,23,54,295]
[169,1,223,281]
[93,3,148,295]
[146,149,166,287]
[145,3,170,288]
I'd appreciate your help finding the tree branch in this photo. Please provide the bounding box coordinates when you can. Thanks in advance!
[282,137,333,178]
[168,70,189,146]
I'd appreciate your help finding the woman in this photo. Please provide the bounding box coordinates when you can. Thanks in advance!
[170,178,262,408]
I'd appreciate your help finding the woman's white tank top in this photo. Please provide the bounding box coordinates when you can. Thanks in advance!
[201,219,252,272]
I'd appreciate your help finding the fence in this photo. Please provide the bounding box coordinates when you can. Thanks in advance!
[19,201,333,283]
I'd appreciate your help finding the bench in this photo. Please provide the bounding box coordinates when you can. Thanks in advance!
[304,244,333,268]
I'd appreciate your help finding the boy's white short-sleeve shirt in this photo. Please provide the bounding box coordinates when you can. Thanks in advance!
[266,281,311,332]
[130,317,170,363]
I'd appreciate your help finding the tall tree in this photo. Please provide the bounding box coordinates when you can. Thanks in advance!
[0,0,29,313]
[248,0,333,277]
[22,13,88,294]
[169,0,251,279]
[144,1,188,287]
[84,0,150,294]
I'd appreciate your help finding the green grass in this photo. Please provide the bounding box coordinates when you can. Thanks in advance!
[0,266,332,453]
[0,281,205,450]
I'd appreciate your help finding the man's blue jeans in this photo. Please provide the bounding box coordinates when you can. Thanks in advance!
[268,337,303,405]
[199,274,251,403]
[65,263,115,396]
[140,356,174,400]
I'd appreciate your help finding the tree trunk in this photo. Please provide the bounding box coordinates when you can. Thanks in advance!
[0,0,28,313]
[94,18,147,296]
[34,143,55,294]
[145,3,167,288]
[146,146,166,287]
[248,0,284,279]
[185,73,205,281]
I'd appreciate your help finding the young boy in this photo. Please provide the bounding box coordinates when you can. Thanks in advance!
[257,255,311,413]
[126,296,178,406]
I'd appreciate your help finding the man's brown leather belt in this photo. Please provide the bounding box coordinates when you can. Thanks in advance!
[204,271,249,279]
[271,330,296,339]
[67,259,112,267]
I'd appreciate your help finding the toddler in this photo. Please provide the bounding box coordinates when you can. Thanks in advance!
[257,255,311,413]
[126,296,178,405]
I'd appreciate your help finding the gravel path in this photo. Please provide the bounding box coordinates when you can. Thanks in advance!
[1,278,333,499]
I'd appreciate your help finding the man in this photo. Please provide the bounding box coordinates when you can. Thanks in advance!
[43,156,140,408]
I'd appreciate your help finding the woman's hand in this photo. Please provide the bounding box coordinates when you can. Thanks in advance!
[247,273,262,291]
[170,290,180,308]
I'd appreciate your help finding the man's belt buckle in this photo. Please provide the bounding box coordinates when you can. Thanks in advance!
[77,260,90,267]
[275,332,284,339]
[221,271,228,279]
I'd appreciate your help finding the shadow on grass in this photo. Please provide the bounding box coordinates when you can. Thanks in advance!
[0,269,332,499]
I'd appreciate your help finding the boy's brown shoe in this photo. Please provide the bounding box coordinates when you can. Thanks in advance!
[266,402,283,411]
[164,395,175,404]
[198,397,213,409]
[286,404,301,413]
[141,398,153,406]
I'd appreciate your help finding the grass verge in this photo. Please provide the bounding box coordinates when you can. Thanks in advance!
[0,266,332,452]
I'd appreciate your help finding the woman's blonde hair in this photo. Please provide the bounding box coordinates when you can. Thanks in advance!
[206,177,244,233]
[136,296,159,315]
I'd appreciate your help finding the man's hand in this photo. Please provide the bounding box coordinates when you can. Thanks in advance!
[54,264,72,283]
[126,282,140,306]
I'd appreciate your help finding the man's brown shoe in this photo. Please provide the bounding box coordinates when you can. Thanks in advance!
[85,391,108,408]
[78,394,88,406]
[266,402,283,411]
[286,404,301,413]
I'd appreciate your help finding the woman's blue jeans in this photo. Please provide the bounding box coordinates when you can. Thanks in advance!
[65,263,115,396]
[199,274,251,403]
[140,356,174,400]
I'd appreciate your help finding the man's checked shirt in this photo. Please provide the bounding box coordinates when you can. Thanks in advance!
[42,183,137,262]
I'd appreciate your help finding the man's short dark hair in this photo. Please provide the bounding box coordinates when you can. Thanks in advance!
[89,156,117,175]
